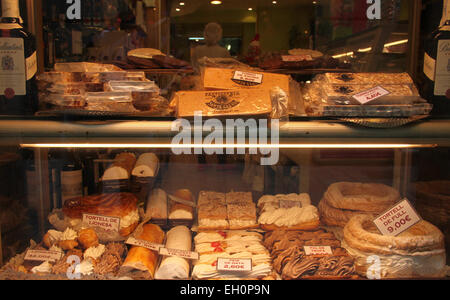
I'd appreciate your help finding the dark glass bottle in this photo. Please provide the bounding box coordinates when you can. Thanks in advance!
[0,0,37,115]
[61,149,83,202]
[423,0,450,116]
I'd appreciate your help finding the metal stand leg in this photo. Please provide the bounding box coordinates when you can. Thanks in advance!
[298,149,312,194]
[34,148,51,238]
[393,149,412,198]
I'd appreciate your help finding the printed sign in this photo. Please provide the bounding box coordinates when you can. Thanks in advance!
[232,71,263,84]
[281,55,313,62]
[303,246,333,256]
[24,250,62,262]
[125,237,163,251]
[159,247,199,260]
[217,258,252,272]
[82,213,120,233]
[352,86,390,104]
[373,199,422,237]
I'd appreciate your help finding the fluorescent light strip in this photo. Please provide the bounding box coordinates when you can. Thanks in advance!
[333,39,409,58]
[20,143,437,149]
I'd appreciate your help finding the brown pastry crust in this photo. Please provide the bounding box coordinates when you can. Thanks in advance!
[198,224,230,231]
[119,222,139,237]
[78,228,99,249]
[324,182,400,212]
[121,224,165,279]
[63,193,138,219]
[260,220,320,231]
[58,240,79,251]
[343,215,445,255]
[228,224,260,230]
[318,199,372,227]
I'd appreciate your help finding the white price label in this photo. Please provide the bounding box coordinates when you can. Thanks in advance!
[279,200,302,209]
[159,247,199,260]
[233,71,263,84]
[352,86,390,104]
[24,250,62,262]
[373,199,422,236]
[125,237,163,251]
[82,213,121,233]
[303,246,333,256]
[217,258,252,272]
[282,55,313,62]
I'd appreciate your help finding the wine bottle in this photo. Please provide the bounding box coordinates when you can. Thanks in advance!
[61,149,83,202]
[423,0,450,116]
[0,0,37,115]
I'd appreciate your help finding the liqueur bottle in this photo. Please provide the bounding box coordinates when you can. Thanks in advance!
[423,0,450,116]
[0,0,37,115]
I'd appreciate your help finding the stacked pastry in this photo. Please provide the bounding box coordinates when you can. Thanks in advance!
[319,182,401,228]
[55,192,140,238]
[6,227,127,278]
[192,230,273,280]
[257,193,320,231]
[342,215,446,279]
[120,224,165,280]
[102,152,137,182]
[197,191,257,230]
[168,189,195,224]
[263,229,356,280]
[145,188,168,224]
[131,153,159,178]
[155,226,192,280]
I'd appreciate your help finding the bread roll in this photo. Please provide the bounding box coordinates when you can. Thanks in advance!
[102,153,137,181]
[169,189,194,220]
[155,226,192,279]
[146,188,168,220]
[132,153,159,178]
[120,224,165,279]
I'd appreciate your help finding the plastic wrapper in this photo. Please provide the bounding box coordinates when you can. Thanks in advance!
[85,92,137,113]
[41,82,105,95]
[38,93,86,109]
[324,72,414,86]
[54,62,123,72]
[107,80,160,95]
[270,87,289,120]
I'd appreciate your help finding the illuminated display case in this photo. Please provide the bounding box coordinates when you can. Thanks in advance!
[0,0,449,283]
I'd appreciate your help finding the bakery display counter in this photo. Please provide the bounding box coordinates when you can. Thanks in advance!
[0,118,448,280]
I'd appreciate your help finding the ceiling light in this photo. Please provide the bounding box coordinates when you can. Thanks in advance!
[211,0,222,4]
[179,2,185,5]
[248,7,253,11]
[176,8,181,11]
[272,1,277,4]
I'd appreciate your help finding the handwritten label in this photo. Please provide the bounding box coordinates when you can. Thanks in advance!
[217,258,252,272]
[82,213,120,233]
[282,55,313,62]
[24,250,62,262]
[352,86,390,104]
[125,237,163,251]
[159,247,199,260]
[373,199,422,236]
[303,246,333,256]
[279,200,302,209]
[233,71,263,84]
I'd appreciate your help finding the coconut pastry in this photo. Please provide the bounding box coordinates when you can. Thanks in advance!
[257,193,320,231]
[155,226,192,280]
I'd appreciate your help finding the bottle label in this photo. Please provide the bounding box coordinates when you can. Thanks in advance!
[61,169,83,201]
[1,0,21,19]
[26,51,37,80]
[434,39,450,97]
[423,52,436,81]
[0,37,26,96]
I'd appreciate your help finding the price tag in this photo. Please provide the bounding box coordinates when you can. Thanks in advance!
[82,213,120,233]
[352,86,391,104]
[217,258,252,272]
[233,71,263,84]
[279,200,302,209]
[125,237,163,251]
[24,250,62,262]
[373,199,422,237]
[159,247,199,260]
[303,246,333,256]
[282,55,313,62]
